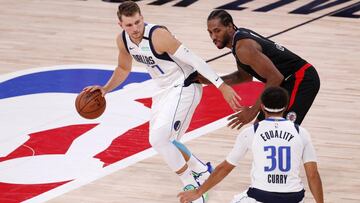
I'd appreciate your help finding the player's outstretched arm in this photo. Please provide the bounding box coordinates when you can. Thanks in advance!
[177,160,235,203]
[227,39,284,129]
[152,28,242,111]
[304,162,324,203]
[177,129,249,202]
[84,34,132,96]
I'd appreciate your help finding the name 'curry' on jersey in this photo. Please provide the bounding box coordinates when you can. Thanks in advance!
[122,23,195,88]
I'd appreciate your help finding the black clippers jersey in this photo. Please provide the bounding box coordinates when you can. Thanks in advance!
[232,28,308,82]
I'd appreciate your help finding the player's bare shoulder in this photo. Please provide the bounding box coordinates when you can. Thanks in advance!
[235,39,262,64]
[152,25,171,35]
[151,26,181,54]
[151,26,173,44]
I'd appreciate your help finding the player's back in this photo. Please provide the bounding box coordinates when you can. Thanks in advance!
[232,28,307,81]
[249,118,309,193]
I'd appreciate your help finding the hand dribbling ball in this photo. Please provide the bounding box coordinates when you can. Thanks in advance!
[75,90,106,119]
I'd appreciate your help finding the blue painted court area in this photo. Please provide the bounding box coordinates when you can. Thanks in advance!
[0,69,151,99]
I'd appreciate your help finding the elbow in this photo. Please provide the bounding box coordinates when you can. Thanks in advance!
[276,74,284,85]
[268,74,283,86]
[117,65,131,73]
[308,170,320,180]
[235,72,252,84]
[246,77,253,83]
[217,160,236,174]
[214,162,226,172]
[307,170,322,185]
[243,75,253,83]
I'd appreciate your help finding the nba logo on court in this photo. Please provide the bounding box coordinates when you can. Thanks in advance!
[0,64,263,202]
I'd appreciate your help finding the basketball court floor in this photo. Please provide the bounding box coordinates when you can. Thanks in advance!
[0,0,359,202]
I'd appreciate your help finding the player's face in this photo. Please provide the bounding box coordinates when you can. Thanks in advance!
[119,12,145,41]
[207,18,232,49]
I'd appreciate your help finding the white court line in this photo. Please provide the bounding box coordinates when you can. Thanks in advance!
[0,64,231,203]
[22,145,35,156]
[24,117,230,203]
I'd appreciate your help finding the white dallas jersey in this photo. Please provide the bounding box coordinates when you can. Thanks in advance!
[122,23,195,88]
[226,117,317,192]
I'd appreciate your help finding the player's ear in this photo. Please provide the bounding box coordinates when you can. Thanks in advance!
[226,23,233,31]
[260,104,265,112]
[118,22,123,29]
[283,105,288,113]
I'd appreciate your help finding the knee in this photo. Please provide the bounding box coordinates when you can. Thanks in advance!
[148,133,161,148]
[149,126,171,149]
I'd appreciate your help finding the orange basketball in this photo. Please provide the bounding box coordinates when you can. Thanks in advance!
[75,90,106,119]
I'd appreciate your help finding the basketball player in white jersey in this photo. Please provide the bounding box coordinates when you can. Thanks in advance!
[84,1,242,202]
[178,86,324,203]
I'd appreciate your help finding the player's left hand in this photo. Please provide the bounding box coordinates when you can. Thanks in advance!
[219,83,242,111]
[227,106,258,130]
[177,190,201,203]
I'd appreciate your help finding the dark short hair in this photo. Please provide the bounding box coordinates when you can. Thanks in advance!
[117,1,141,21]
[207,9,235,27]
[261,86,289,113]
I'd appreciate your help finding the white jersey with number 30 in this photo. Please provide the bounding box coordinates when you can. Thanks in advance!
[226,117,317,193]
[123,23,195,89]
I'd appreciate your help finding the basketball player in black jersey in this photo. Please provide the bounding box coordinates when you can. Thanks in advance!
[204,9,320,129]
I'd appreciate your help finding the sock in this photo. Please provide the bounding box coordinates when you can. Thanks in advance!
[172,140,208,173]
[172,140,192,157]
[188,154,208,173]
[179,166,196,186]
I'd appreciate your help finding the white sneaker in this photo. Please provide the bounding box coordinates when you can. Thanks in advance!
[192,162,213,186]
[183,184,207,203]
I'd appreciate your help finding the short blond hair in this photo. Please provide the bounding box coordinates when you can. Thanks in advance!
[117,1,141,21]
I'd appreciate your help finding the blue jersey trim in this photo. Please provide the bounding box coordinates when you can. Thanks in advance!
[254,122,259,133]
[294,123,300,133]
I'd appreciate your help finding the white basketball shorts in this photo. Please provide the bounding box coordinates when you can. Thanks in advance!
[150,83,202,141]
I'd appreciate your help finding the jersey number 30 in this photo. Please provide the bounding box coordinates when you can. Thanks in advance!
[264,146,291,172]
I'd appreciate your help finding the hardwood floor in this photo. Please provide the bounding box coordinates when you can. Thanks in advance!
[0,1,359,202]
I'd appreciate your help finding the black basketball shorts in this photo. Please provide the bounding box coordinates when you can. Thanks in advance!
[257,63,320,125]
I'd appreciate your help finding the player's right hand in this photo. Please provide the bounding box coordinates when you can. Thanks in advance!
[219,83,242,112]
[83,85,107,97]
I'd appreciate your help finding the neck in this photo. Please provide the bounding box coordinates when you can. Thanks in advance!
[130,27,145,46]
[226,28,237,48]
[131,37,142,46]
[130,34,143,46]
